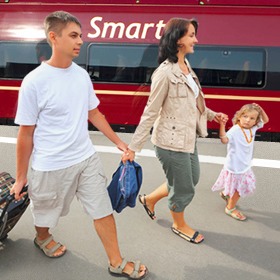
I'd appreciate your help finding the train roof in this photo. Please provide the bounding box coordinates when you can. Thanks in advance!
[2,0,280,6]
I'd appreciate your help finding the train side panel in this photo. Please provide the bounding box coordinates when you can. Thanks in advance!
[0,1,279,141]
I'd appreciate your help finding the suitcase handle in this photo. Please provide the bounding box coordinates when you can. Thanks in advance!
[0,185,28,208]
[2,184,28,216]
[6,185,29,202]
[0,185,28,213]
[0,185,28,225]
[0,185,29,240]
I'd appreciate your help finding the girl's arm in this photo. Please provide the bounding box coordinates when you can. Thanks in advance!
[219,122,229,144]
[255,104,269,124]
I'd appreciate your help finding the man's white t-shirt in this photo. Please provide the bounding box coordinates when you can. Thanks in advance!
[225,122,264,174]
[15,62,99,171]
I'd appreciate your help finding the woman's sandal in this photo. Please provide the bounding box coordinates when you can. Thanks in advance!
[171,227,204,244]
[225,207,247,221]
[108,258,148,279]
[34,234,66,258]
[138,194,156,220]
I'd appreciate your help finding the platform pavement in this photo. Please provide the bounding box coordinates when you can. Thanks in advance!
[0,126,279,280]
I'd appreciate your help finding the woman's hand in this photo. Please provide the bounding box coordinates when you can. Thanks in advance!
[214,112,228,125]
[121,149,135,163]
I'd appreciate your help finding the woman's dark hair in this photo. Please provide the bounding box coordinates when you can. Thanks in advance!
[158,18,198,64]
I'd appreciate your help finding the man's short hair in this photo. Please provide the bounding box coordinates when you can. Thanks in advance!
[44,11,82,45]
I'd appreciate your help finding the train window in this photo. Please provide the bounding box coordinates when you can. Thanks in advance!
[0,40,51,79]
[188,47,266,88]
[87,44,158,83]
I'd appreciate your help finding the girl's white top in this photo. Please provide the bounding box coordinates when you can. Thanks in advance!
[225,122,264,174]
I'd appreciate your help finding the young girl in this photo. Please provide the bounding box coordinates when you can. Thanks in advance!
[212,103,269,221]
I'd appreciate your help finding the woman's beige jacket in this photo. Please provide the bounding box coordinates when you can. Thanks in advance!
[128,59,216,153]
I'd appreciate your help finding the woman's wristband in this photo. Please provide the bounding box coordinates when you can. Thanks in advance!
[219,135,227,139]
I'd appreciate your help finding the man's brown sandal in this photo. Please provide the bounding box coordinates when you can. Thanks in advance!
[108,258,148,279]
[34,234,66,258]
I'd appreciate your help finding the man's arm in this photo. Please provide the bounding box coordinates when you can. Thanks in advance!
[88,108,127,152]
[11,125,35,200]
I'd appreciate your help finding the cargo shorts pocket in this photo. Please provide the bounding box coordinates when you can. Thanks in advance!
[29,191,58,210]
[29,168,60,210]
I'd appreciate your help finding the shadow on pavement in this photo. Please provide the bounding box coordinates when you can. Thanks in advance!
[0,238,106,280]
[243,208,280,232]
[202,230,280,278]
[182,264,276,280]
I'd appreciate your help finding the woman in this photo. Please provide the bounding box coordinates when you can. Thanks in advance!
[123,18,227,244]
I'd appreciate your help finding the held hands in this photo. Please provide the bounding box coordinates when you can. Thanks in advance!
[121,148,135,163]
[216,112,229,142]
[115,140,135,163]
[214,112,228,125]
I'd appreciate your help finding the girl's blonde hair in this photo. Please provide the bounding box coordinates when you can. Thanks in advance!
[232,103,261,125]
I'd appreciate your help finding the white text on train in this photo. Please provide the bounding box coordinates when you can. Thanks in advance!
[88,16,166,39]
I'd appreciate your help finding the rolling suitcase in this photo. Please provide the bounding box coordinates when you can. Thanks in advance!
[0,172,29,241]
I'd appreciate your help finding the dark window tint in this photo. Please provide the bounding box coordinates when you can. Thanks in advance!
[0,41,51,79]
[188,47,266,88]
[87,44,158,83]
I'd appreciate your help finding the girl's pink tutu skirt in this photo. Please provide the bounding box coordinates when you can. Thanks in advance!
[211,167,256,198]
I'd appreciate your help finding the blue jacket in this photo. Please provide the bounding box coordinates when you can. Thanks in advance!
[107,161,142,213]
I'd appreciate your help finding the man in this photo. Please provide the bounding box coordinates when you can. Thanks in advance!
[11,11,147,279]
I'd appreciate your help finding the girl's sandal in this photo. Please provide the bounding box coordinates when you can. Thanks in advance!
[220,192,229,202]
[225,207,247,221]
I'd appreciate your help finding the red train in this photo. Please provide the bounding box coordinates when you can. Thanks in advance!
[0,0,280,141]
